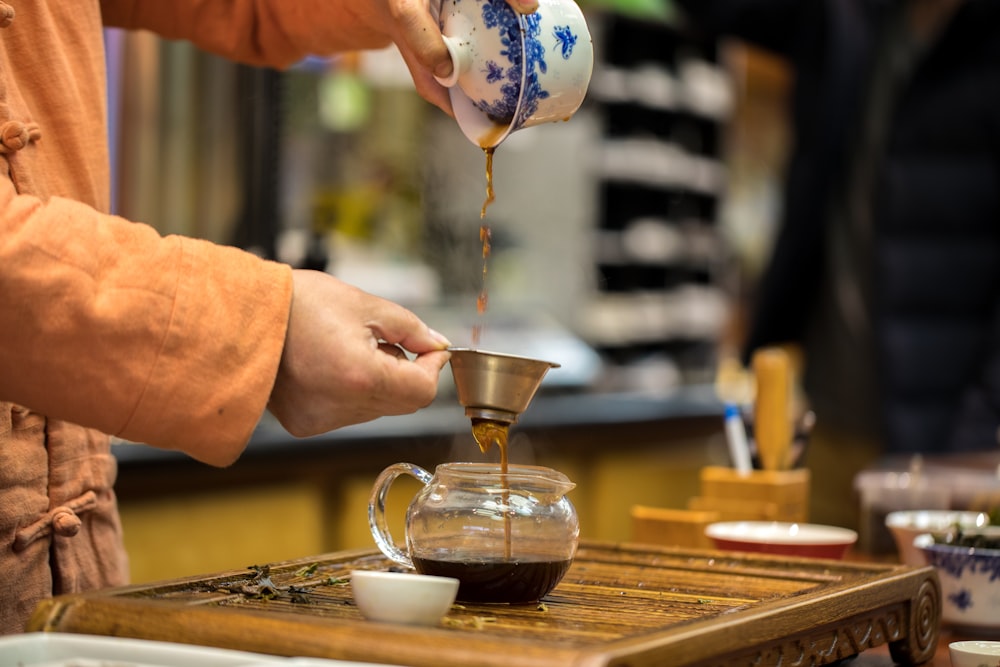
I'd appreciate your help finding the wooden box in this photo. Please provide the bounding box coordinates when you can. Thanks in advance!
[690,465,810,522]
[631,505,719,549]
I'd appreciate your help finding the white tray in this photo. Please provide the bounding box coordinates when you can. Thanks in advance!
[0,633,400,667]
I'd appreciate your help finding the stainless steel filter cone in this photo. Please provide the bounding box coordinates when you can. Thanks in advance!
[448,348,560,423]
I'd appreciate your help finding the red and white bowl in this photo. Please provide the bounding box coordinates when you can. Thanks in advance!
[705,521,858,559]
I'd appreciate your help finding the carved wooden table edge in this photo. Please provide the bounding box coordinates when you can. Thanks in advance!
[27,541,942,667]
[673,570,942,667]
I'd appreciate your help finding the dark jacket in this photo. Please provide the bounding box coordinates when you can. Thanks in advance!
[676,0,1000,454]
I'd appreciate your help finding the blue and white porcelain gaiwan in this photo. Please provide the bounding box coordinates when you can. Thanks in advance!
[434,0,594,147]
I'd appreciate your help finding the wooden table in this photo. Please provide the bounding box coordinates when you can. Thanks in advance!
[28,541,944,667]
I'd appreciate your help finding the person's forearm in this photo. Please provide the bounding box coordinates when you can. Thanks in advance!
[0,186,293,466]
[100,0,396,70]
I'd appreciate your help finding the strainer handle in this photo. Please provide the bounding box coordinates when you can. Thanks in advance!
[368,462,432,569]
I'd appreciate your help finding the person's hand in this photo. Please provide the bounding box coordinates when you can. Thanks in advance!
[268,269,452,436]
[340,0,539,114]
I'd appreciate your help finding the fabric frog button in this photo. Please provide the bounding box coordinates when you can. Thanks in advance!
[0,120,40,153]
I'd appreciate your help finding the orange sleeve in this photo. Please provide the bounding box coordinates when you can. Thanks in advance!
[0,181,292,467]
[99,0,394,69]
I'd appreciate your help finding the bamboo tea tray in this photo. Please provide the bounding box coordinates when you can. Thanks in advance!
[28,541,941,667]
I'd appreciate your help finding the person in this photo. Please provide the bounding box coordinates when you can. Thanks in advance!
[0,0,538,634]
[674,0,1000,527]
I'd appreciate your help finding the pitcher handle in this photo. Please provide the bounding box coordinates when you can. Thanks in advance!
[368,462,433,569]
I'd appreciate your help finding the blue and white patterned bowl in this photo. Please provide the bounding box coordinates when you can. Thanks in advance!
[886,510,990,566]
[915,532,1000,636]
[435,0,593,147]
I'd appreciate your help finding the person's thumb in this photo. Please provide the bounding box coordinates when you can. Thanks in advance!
[507,0,539,14]
[373,305,452,355]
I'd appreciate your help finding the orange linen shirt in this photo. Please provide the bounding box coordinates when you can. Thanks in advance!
[0,0,356,632]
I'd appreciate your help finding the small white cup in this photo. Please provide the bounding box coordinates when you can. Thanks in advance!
[950,640,1000,667]
[434,0,594,147]
[350,570,459,626]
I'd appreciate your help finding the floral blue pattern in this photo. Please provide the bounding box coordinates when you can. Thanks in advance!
[553,25,578,58]
[949,588,974,611]
[514,12,549,128]
[473,0,524,124]
[924,543,1000,619]
[484,61,504,84]
[926,545,1000,581]
[460,0,555,128]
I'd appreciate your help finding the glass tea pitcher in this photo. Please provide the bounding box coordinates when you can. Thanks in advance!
[368,462,579,604]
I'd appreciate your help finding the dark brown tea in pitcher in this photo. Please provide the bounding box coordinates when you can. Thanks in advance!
[412,556,572,604]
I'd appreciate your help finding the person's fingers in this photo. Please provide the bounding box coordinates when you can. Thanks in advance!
[397,51,454,115]
[412,349,453,379]
[389,4,454,116]
[506,0,539,13]
[358,346,448,416]
[391,0,452,76]
[377,342,408,359]
[370,302,452,355]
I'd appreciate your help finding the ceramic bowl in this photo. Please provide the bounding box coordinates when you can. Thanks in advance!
[950,640,1000,667]
[350,570,458,626]
[434,0,593,147]
[885,509,989,566]
[915,532,1000,636]
[705,521,858,559]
